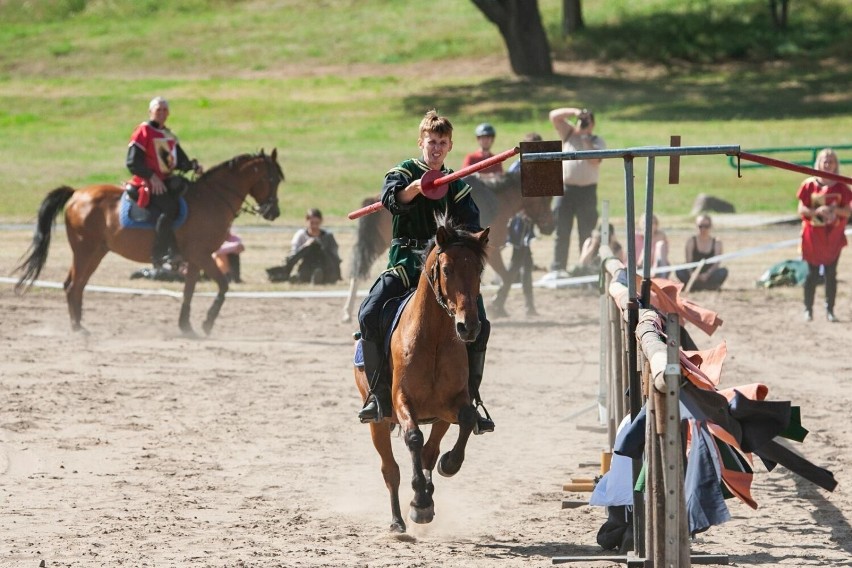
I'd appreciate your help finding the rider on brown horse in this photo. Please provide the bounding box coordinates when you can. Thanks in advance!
[126,96,204,273]
[357,109,495,435]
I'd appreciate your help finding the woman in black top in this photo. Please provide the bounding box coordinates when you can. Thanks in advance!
[676,214,728,291]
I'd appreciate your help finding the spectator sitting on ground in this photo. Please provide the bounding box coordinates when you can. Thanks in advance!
[130,230,244,283]
[569,221,624,277]
[266,208,341,284]
[635,214,669,277]
[675,214,729,291]
[212,229,245,283]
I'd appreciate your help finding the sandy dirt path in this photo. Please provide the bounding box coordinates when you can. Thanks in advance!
[1,221,851,567]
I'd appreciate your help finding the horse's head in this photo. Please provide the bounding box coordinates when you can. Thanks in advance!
[469,171,554,236]
[249,148,284,221]
[424,216,490,343]
[523,193,555,235]
[499,171,555,235]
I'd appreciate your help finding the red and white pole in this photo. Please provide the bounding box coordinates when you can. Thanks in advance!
[347,147,519,220]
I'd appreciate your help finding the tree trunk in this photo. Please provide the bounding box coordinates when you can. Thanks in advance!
[769,0,790,29]
[563,0,584,35]
[471,0,553,77]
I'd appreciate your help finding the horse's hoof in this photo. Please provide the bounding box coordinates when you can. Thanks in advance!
[409,504,434,524]
[437,452,461,478]
[342,313,351,323]
[202,320,214,335]
[389,520,406,534]
[180,326,198,339]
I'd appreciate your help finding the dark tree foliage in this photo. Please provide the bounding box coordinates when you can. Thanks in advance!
[470,0,553,77]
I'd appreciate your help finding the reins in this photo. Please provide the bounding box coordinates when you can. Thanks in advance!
[193,155,280,218]
[426,242,470,319]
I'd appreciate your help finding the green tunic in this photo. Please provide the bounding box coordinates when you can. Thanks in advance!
[381,158,481,288]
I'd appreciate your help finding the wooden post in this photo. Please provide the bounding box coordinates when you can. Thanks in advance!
[669,135,681,184]
[663,313,690,567]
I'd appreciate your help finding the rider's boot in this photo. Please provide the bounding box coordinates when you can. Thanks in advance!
[467,348,495,435]
[358,339,391,423]
[151,213,173,272]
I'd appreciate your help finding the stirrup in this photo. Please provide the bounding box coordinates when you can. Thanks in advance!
[473,402,495,435]
[358,393,388,424]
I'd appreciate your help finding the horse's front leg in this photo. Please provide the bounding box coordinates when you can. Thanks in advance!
[196,257,229,335]
[437,404,476,478]
[179,264,201,336]
[397,404,434,524]
[421,421,450,473]
[419,421,450,509]
[356,362,405,533]
[369,421,405,533]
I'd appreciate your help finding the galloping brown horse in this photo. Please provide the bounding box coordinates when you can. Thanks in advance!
[354,216,490,533]
[341,171,554,322]
[15,150,284,335]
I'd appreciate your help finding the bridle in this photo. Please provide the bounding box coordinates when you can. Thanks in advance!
[193,154,281,218]
[245,155,281,218]
[426,242,480,319]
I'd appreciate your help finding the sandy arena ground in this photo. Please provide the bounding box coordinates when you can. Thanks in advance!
[1,218,851,567]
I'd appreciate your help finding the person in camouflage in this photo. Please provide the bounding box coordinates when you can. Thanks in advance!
[357,109,495,434]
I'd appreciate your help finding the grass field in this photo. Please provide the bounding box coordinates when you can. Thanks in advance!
[1,0,850,225]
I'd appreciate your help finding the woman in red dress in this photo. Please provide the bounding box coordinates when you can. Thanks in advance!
[797,148,852,322]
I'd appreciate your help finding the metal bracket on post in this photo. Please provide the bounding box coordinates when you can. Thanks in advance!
[520,140,564,197]
[640,156,655,307]
[668,136,681,185]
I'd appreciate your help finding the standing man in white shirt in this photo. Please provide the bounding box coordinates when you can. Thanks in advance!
[548,107,606,275]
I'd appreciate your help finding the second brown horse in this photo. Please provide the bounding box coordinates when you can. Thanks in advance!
[16,150,284,335]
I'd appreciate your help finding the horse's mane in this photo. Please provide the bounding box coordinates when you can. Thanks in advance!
[422,214,488,271]
[463,171,521,196]
[196,151,283,181]
[197,152,255,179]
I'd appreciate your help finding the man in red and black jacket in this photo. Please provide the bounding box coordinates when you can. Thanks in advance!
[126,96,203,269]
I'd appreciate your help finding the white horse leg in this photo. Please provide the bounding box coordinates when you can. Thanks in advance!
[342,276,359,323]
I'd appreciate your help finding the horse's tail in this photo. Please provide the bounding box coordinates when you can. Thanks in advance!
[15,185,75,293]
[349,196,386,280]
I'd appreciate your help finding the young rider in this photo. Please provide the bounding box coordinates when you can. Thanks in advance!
[357,109,495,434]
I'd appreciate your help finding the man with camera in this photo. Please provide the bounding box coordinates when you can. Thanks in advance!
[547,107,606,276]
